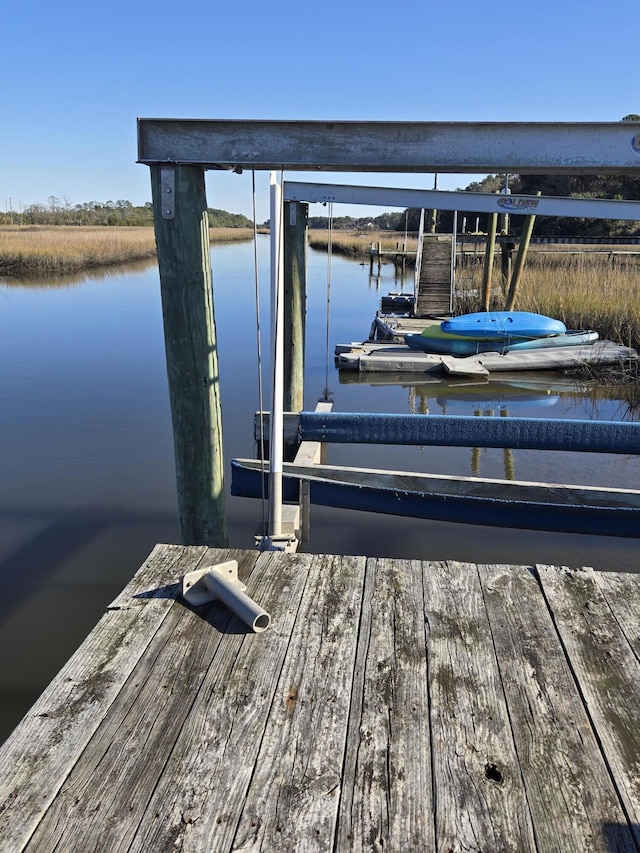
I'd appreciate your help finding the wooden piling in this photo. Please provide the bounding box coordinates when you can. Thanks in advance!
[481,212,498,311]
[500,237,514,291]
[505,192,541,310]
[150,165,228,546]
[283,201,307,412]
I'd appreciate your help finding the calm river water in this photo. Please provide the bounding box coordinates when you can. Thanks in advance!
[0,236,638,742]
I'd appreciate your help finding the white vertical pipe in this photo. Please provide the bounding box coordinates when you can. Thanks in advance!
[414,208,425,298]
[451,209,458,314]
[268,172,284,538]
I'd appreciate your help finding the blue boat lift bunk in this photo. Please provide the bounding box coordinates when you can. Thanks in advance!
[232,410,640,539]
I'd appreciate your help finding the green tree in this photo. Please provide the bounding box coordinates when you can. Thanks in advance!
[207,208,253,228]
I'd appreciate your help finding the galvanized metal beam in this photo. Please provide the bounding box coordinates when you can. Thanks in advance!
[283,181,640,221]
[137,119,640,174]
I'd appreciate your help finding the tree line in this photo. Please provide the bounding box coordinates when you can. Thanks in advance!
[6,181,638,237]
[0,198,254,229]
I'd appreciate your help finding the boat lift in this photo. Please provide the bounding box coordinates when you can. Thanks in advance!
[250,177,640,546]
[137,119,640,547]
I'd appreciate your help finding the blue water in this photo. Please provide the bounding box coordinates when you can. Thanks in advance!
[0,237,638,742]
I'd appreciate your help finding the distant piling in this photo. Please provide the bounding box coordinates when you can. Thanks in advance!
[505,192,541,310]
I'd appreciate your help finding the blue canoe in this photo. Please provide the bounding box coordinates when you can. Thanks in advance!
[441,311,567,339]
[405,329,599,356]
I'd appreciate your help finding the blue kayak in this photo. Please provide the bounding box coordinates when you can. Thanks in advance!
[441,311,566,339]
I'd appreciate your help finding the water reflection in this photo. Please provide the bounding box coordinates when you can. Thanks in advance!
[339,370,640,421]
[0,258,157,289]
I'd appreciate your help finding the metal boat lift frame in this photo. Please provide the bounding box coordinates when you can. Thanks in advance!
[138,119,640,174]
[281,180,640,221]
[138,119,640,545]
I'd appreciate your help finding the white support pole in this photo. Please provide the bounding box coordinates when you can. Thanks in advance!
[451,210,458,313]
[268,172,284,540]
[414,208,425,298]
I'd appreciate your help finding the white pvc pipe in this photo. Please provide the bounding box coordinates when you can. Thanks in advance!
[451,209,458,313]
[268,172,284,539]
[203,571,271,633]
[414,208,425,297]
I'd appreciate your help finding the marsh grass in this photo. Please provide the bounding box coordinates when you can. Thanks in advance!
[309,230,418,259]
[459,248,640,352]
[0,225,254,274]
[312,232,640,350]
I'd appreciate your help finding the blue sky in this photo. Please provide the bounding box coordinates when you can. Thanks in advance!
[2,0,638,222]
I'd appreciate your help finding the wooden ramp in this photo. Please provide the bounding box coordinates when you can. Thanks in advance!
[1,545,639,852]
[414,233,454,317]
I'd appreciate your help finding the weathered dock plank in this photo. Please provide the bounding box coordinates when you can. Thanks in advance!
[231,553,366,851]
[538,566,640,848]
[0,543,204,853]
[424,561,536,851]
[127,549,316,852]
[23,551,265,851]
[336,557,433,851]
[1,548,639,852]
[479,564,634,852]
[595,570,640,659]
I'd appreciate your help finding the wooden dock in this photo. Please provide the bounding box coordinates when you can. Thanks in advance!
[368,245,417,275]
[1,544,639,851]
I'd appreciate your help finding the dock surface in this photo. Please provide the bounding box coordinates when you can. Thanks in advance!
[337,338,638,376]
[1,545,639,852]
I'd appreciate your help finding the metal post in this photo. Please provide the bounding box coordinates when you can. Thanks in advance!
[268,173,284,540]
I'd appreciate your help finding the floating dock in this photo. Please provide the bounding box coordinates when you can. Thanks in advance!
[369,314,440,341]
[337,338,638,376]
[1,544,639,851]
